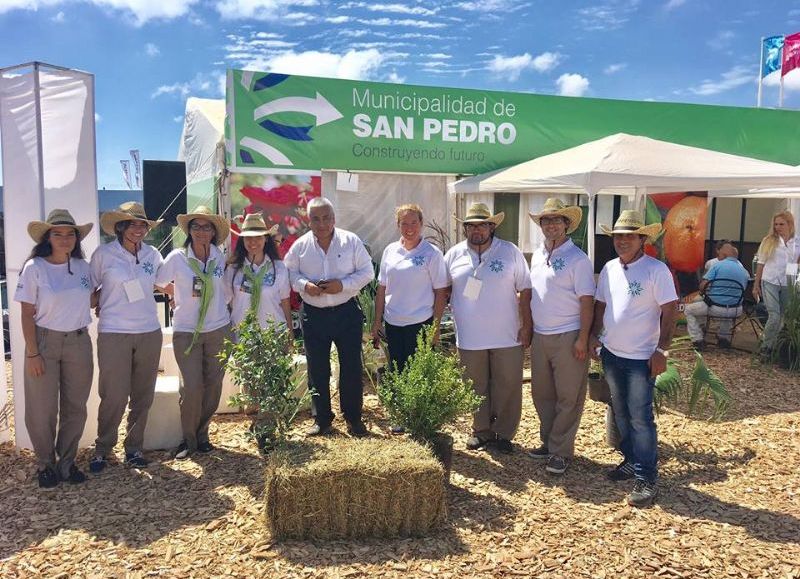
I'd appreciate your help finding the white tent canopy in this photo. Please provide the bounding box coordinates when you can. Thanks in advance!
[449,133,800,260]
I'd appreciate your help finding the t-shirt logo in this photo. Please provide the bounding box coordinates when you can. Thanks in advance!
[627,280,643,296]
[551,257,566,272]
[263,271,276,286]
[80,275,90,289]
[411,255,425,267]
[489,259,504,273]
[213,265,224,278]
[141,261,155,275]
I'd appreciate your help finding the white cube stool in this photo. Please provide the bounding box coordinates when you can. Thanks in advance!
[143,375,182,451]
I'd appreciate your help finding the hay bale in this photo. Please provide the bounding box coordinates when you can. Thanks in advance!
[265,437,446,540]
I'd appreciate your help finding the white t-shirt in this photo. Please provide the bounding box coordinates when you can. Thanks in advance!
[91,241,164,334]
[759,236,800,286]
[378,239,448,326]
[530,239,595,335]
[224,259,291,328]
[15,257,92,332]
[445,238,532,350]
[595,255,678,360]
[156,245,231,333]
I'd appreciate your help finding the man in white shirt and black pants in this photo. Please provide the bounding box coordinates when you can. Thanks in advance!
[590,210,678,508]
[285,198,374,437]
[445,203,532,454]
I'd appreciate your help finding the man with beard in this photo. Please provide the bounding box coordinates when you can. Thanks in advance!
[444,203,532,454]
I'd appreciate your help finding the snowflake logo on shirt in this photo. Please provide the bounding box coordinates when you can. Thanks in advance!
[80,275,90,289]
[627,281,643,296]
[411,255,426,267]
[213,265,224,278]
[489,259,504,273]
[551,257,566,272]
[263,271,276,286]
[141,261,154,275]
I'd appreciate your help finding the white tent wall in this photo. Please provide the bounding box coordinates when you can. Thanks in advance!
[322,172,453,260]
[0,64,100,450]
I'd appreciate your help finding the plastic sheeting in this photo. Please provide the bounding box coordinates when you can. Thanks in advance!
[0,64,100,449]
[178,97,225,186]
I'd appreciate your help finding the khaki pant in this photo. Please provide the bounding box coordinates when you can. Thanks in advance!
[94,330,163,456]
[173,325,231,451]
[531,330,588,458]
[459,345,524,440]
[25,327,93,478]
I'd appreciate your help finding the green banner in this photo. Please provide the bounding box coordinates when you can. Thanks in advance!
[227,69,800,175]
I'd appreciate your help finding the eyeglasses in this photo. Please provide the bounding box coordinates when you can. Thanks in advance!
[190,224,215,232]
[540,217,565,225]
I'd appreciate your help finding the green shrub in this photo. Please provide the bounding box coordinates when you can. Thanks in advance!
[773,283,800,371]
[377,323,482,442]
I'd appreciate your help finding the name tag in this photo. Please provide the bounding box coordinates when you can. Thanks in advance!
[463,276,482,300]
[123,279,145,303]
[192,276,204,297]
[240,278,253,294]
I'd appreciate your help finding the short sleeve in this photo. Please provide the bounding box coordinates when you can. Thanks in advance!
[89,247,103,289]
[14,260,39,305]
[378,246,389,286]
[653,263,679,305]
[573,254,596,297]
[223,265,236,304]
[443,248,455,284]
[703,263,720,282]
[429,247,449,289]
[595,266,608,303]
[513,246,532,291]
[278,262,291,300]
[155,251,178,287]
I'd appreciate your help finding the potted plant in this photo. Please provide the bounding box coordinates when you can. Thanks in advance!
[377,323,482,481]
[220,312,311,453]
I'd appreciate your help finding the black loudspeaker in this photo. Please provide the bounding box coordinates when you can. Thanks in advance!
[143,160,187,226]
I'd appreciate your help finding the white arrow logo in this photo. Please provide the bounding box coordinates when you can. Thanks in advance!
[253,92,343,126]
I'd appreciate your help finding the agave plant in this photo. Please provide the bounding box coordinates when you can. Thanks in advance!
[772,283,800,372]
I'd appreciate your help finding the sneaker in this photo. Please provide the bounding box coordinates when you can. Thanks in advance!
[627,479,659,507]
[495,438,514,454]
[347,421,369,438]
[465,434,495,451]
[607,460,635,481]
[174,441,190,460]
[306,423,333,437]
[546,455,568,475]
[62,465,87,484]
[37,467,59,490]
[390,425,405,435]
[125,451,149,468]
[196,441,214,453]
[89,455,108,474]
[717,338,732,349]
[527,445,550,460]
[691,340,705,351]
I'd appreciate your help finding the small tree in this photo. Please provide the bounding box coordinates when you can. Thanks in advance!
[220,312,310,451]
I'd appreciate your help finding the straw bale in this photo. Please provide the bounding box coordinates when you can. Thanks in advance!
[265,437,446,540]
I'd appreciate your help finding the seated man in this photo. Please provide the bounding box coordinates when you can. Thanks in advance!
[685,242,750,349]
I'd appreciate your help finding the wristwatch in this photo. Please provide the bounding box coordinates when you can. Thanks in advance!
[656,347,669,357]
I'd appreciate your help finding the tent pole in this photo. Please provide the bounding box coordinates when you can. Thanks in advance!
[587,191,596,266]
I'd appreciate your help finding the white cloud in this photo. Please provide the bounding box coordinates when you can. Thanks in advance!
[326,15,350,23]
[487,51,561,81]
[151,73,218,99]
[556,73,590,97]
[456,0,523,13]
[386,71,406,83]
[357,17,444,28]
[428,53,452,59]
[707,30,735,51]
[340,2,437,15]
[0,0,197,23]
[531,51,561,72]
[215,0,319,21]
[95,113,102,123]
[0,0,60,14]
[577,0,640,31]
[240,49,385,80]
[604,62,627,74]
[664,0,687,10]
[51,10,65,22]
[173,115,184,123]
[762,68,800,91]
[145,42,160,57]
[689,65,753,96]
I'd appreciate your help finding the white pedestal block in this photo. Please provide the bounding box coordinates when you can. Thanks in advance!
[159,341,181,377]
[143,375,182,451]
[217,371,241,414]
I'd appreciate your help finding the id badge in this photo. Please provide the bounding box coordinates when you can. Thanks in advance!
[240,278,253,294]
[123,279,145,303]
[192,276,204,297]
[463,276,482,300]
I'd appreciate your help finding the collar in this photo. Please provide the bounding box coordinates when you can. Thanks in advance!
[544,237,573,255]
[186,244,220,262]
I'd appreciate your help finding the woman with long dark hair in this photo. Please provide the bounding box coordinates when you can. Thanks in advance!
[88,202,164,474]
[15,209,94,489]
[225,213,293,336]
[155,206,231,460]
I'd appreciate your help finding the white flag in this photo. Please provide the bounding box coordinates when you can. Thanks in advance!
[130,149,141,189]
[120,159,132,189]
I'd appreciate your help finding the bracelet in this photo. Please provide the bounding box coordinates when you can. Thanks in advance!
[26,353,41,358]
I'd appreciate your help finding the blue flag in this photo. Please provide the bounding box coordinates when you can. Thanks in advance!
[762,35,785,77]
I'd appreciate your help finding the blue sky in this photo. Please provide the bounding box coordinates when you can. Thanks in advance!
[2,0,800,189]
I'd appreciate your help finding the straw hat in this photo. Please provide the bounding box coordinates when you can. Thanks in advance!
[177,205,230,240]
[456,202,505,226]
[600,210,662,243]
[529,198,583,234]
[100,201,163,235]
[234,213,279,237]
[28,209,93,244]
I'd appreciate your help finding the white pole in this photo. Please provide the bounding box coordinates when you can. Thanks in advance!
[587,191,596,266]
[757,37,764,108]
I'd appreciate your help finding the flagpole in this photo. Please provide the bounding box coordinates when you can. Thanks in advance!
[758,36,764,108]
[780,75,785,108]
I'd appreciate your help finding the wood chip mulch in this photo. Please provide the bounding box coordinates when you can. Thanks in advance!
[1,350,799,578]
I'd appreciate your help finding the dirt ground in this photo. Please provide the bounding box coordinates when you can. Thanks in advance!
[0,346,799,578]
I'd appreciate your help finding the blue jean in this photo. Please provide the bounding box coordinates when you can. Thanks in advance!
[761,281,790,350]
[601,347,658,483]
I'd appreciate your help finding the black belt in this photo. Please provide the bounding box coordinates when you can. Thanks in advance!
[304,298,355,312]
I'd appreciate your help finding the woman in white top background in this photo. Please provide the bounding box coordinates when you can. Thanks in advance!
[224,213,293,337]
[752,210,799,355]
[88,202,165,474]
[14,210,94,489]
[155,206,231,460]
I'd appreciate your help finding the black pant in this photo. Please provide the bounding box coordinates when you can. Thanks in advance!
[384,317,433,373]
[301,299,364,426]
